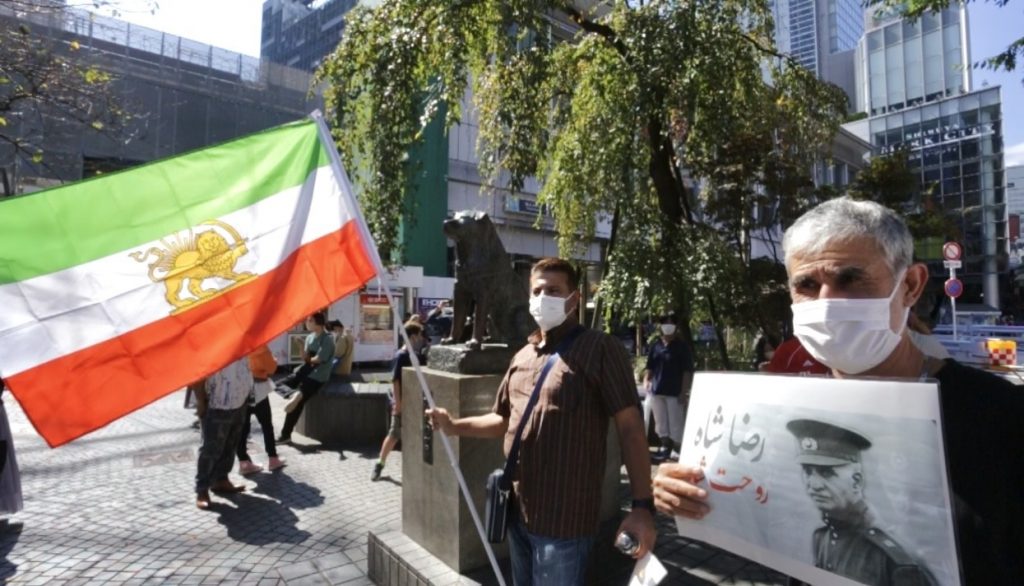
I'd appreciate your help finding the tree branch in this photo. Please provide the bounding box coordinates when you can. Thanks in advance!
[735,31,809,74]
[560,3,629,58]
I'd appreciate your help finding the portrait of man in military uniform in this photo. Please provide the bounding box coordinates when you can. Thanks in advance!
[786,418,936,586]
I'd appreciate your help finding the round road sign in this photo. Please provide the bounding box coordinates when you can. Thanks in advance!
[942,241,962,261]
[944,278,964,299]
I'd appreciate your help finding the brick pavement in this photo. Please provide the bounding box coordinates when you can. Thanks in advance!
[0,389,784,585]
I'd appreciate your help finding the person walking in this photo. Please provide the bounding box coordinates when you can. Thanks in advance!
[371,322,426,481]
[643,313,694,460]
[277,313,335,443]
[236,345,285,475]
[194,356,252,510]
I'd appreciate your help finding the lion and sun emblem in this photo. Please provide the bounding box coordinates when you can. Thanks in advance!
[130,219,256,314]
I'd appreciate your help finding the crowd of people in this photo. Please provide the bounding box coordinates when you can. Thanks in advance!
[191,313,356,509]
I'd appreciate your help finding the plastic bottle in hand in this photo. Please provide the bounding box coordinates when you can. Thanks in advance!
[615,532,639,556]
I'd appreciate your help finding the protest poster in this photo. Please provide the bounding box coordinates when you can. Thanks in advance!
[676,373,960,586]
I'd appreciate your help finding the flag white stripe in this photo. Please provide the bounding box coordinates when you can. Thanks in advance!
[0,165,351,377]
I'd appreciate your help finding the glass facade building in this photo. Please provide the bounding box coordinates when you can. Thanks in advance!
[869,89,1004,283]
[860,8,969,117]
[828,0,861,53]
[261,0,358,72]
[771,0,863,76]
[789,0,820,72]
[855,5,1005,306]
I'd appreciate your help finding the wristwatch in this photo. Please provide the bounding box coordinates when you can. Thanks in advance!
[631,498,655,513]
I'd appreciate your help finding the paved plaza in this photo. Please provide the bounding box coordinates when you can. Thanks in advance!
[0,386,785,585]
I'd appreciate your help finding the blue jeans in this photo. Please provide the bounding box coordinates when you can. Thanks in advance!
[508,513,594,586]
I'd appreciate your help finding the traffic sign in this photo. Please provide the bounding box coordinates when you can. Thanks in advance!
[943,260,962,269]
[944,278,964,299]
[942,241,962,261]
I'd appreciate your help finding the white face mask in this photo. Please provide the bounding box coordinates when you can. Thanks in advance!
[792,269,909,374]
[660,324,677,336]
[529,293,573,332]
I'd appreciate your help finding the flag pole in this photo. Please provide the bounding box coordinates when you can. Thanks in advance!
[310,112,507,586]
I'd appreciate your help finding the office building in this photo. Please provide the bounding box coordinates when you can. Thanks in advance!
[0,5,314,193]
[771,0,863,107]
[846,4,1006,308]
[260,0,358,72]
[854,7,971,116]
[1007,165,1024,268]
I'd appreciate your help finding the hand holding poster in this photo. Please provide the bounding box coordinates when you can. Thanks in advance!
[675,373,959,586]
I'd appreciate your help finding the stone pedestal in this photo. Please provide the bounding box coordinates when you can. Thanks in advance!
[426,344,519,375]
[296,381,390,445]
[398,366,623,575]
[401,367,508,572]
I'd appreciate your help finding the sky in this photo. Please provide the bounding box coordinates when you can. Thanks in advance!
[93,0,1022,164]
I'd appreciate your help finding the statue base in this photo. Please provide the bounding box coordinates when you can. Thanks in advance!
[427,344,520,375]
[400,367,509,572]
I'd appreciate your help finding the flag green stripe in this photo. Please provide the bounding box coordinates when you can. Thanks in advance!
[0,119,329,285]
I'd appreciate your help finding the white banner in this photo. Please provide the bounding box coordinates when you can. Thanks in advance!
[676,372,959,586]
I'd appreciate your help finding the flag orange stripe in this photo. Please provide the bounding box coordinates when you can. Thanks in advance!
[6,221,376,447]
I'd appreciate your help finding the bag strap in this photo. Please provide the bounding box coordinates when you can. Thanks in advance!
[500,325,584,489]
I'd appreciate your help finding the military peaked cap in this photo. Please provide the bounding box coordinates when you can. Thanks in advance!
[786,418,872,466]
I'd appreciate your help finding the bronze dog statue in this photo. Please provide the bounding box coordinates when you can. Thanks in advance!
[442,211,536,350]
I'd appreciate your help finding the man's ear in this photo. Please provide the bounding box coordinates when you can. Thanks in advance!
[903,263,929,307]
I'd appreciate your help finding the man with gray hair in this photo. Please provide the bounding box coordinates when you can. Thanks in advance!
[653,197,1024,584]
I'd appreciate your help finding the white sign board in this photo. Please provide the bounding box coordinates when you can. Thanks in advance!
[677,373,960,586]
[943,260,962,270]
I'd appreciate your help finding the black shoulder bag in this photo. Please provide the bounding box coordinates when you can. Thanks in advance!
[485,326,583,543]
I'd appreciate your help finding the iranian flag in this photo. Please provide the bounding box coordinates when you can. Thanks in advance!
[0,116,380,447]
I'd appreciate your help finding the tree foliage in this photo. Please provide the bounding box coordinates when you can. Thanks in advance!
[871,0,1022,84]
[316,0,849,361]
[846,148,959,242]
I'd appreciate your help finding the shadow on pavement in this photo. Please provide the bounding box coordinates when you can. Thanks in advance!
[249,471,325,510]
[214,493,312,546]
[375,476,401,487]
[0,520,22,580]
[317,444,378,462]
[287,443,322,455]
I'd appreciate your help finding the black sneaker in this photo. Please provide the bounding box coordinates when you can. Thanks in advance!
[371,462,383,481]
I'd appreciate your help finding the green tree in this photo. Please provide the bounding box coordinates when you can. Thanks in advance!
[871,0,1022,83]
[846,148,959,243]
[315,1,848,366]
